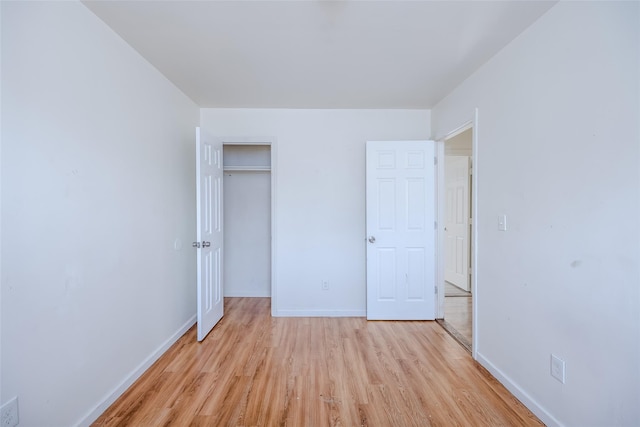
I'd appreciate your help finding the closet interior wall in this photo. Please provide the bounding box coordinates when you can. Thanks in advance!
[223,145,271,297]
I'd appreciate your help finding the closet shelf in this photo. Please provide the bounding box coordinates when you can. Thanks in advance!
[223,165,271,172]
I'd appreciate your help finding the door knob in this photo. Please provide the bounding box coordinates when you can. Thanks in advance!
[202,241,211,247]
[192,242,201,248]
[368,236,376,243]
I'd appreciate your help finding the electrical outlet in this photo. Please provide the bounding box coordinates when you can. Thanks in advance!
[551,354,566,384]
[1,396,19,427]
[321,279,329,290]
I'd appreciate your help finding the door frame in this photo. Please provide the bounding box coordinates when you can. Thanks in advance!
[218,136,278,316]
[435,109,479,359]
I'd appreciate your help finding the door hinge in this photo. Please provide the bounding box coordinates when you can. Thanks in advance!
[434,156,438,165]
[435,286,438,294]
[434,221,437,230]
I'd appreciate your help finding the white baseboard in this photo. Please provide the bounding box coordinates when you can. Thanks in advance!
[74,314,197,427]
[274,309,366,317]
[476,352,564,427]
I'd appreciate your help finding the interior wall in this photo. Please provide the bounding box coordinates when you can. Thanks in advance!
[201,109,430,315]
[223,171,271,296]
[1,2,199,426]
[432,2,639,426]
[0,0,3,408]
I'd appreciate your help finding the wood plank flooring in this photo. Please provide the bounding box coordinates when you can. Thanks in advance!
[442,293,473,351]
[445,295,472,341]
[93,298,542,427]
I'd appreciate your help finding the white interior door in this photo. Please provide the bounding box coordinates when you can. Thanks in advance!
[366,140,436,320]
[444,156,470,291]
[196,127,224,341]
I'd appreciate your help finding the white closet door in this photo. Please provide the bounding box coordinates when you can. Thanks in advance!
[196,128,224,341]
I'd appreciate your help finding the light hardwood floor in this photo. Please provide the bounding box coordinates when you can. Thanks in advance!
[93,298,541,427]
[442,294,472,351]
[444,296,472,341]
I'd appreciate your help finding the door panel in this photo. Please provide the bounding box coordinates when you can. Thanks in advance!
[196,128,223,341]
[407,179,426,229]
[407,248,426,299]
[444,156,470,291]
[378,248,396,300]
[366,141,436,320]
[377,179,396,230]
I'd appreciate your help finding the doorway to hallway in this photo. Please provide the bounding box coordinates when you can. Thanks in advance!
[438,126,473,352]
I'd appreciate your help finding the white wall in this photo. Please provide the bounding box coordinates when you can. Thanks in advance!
[224,170,271,297]
[202,109,430,315]
[0,0,4,413]
[1,2,199,426]
[432,2,639,426]
[0,0,4,410]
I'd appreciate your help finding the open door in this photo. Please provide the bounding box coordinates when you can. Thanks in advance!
[196,127,224,341]
[444,156,470,291]
[366,140,437,320]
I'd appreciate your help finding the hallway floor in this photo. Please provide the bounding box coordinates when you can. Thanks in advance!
[441,282,472,351]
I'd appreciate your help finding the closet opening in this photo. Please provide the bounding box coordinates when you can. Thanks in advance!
[223,144,272,299]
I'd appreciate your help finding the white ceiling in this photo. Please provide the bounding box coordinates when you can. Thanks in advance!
[83,1,556,109]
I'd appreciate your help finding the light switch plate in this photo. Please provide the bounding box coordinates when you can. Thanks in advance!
[498,214,507,231]
[551,354,566,384]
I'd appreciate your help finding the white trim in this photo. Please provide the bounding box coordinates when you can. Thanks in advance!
[274,309,366,317]
[470,109,479,360]
[75,315,197,427]
[219,136,275,145]
[435,121,473,142]
[223,165,270,172]
[435,140,445,319]
[476,352,564,427]
[435,110,479,361]
[270,141,278,316]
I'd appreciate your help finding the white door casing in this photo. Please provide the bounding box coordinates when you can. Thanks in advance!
[196,128,224,341]
[444,156,470,291]
[366,140,436,320]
